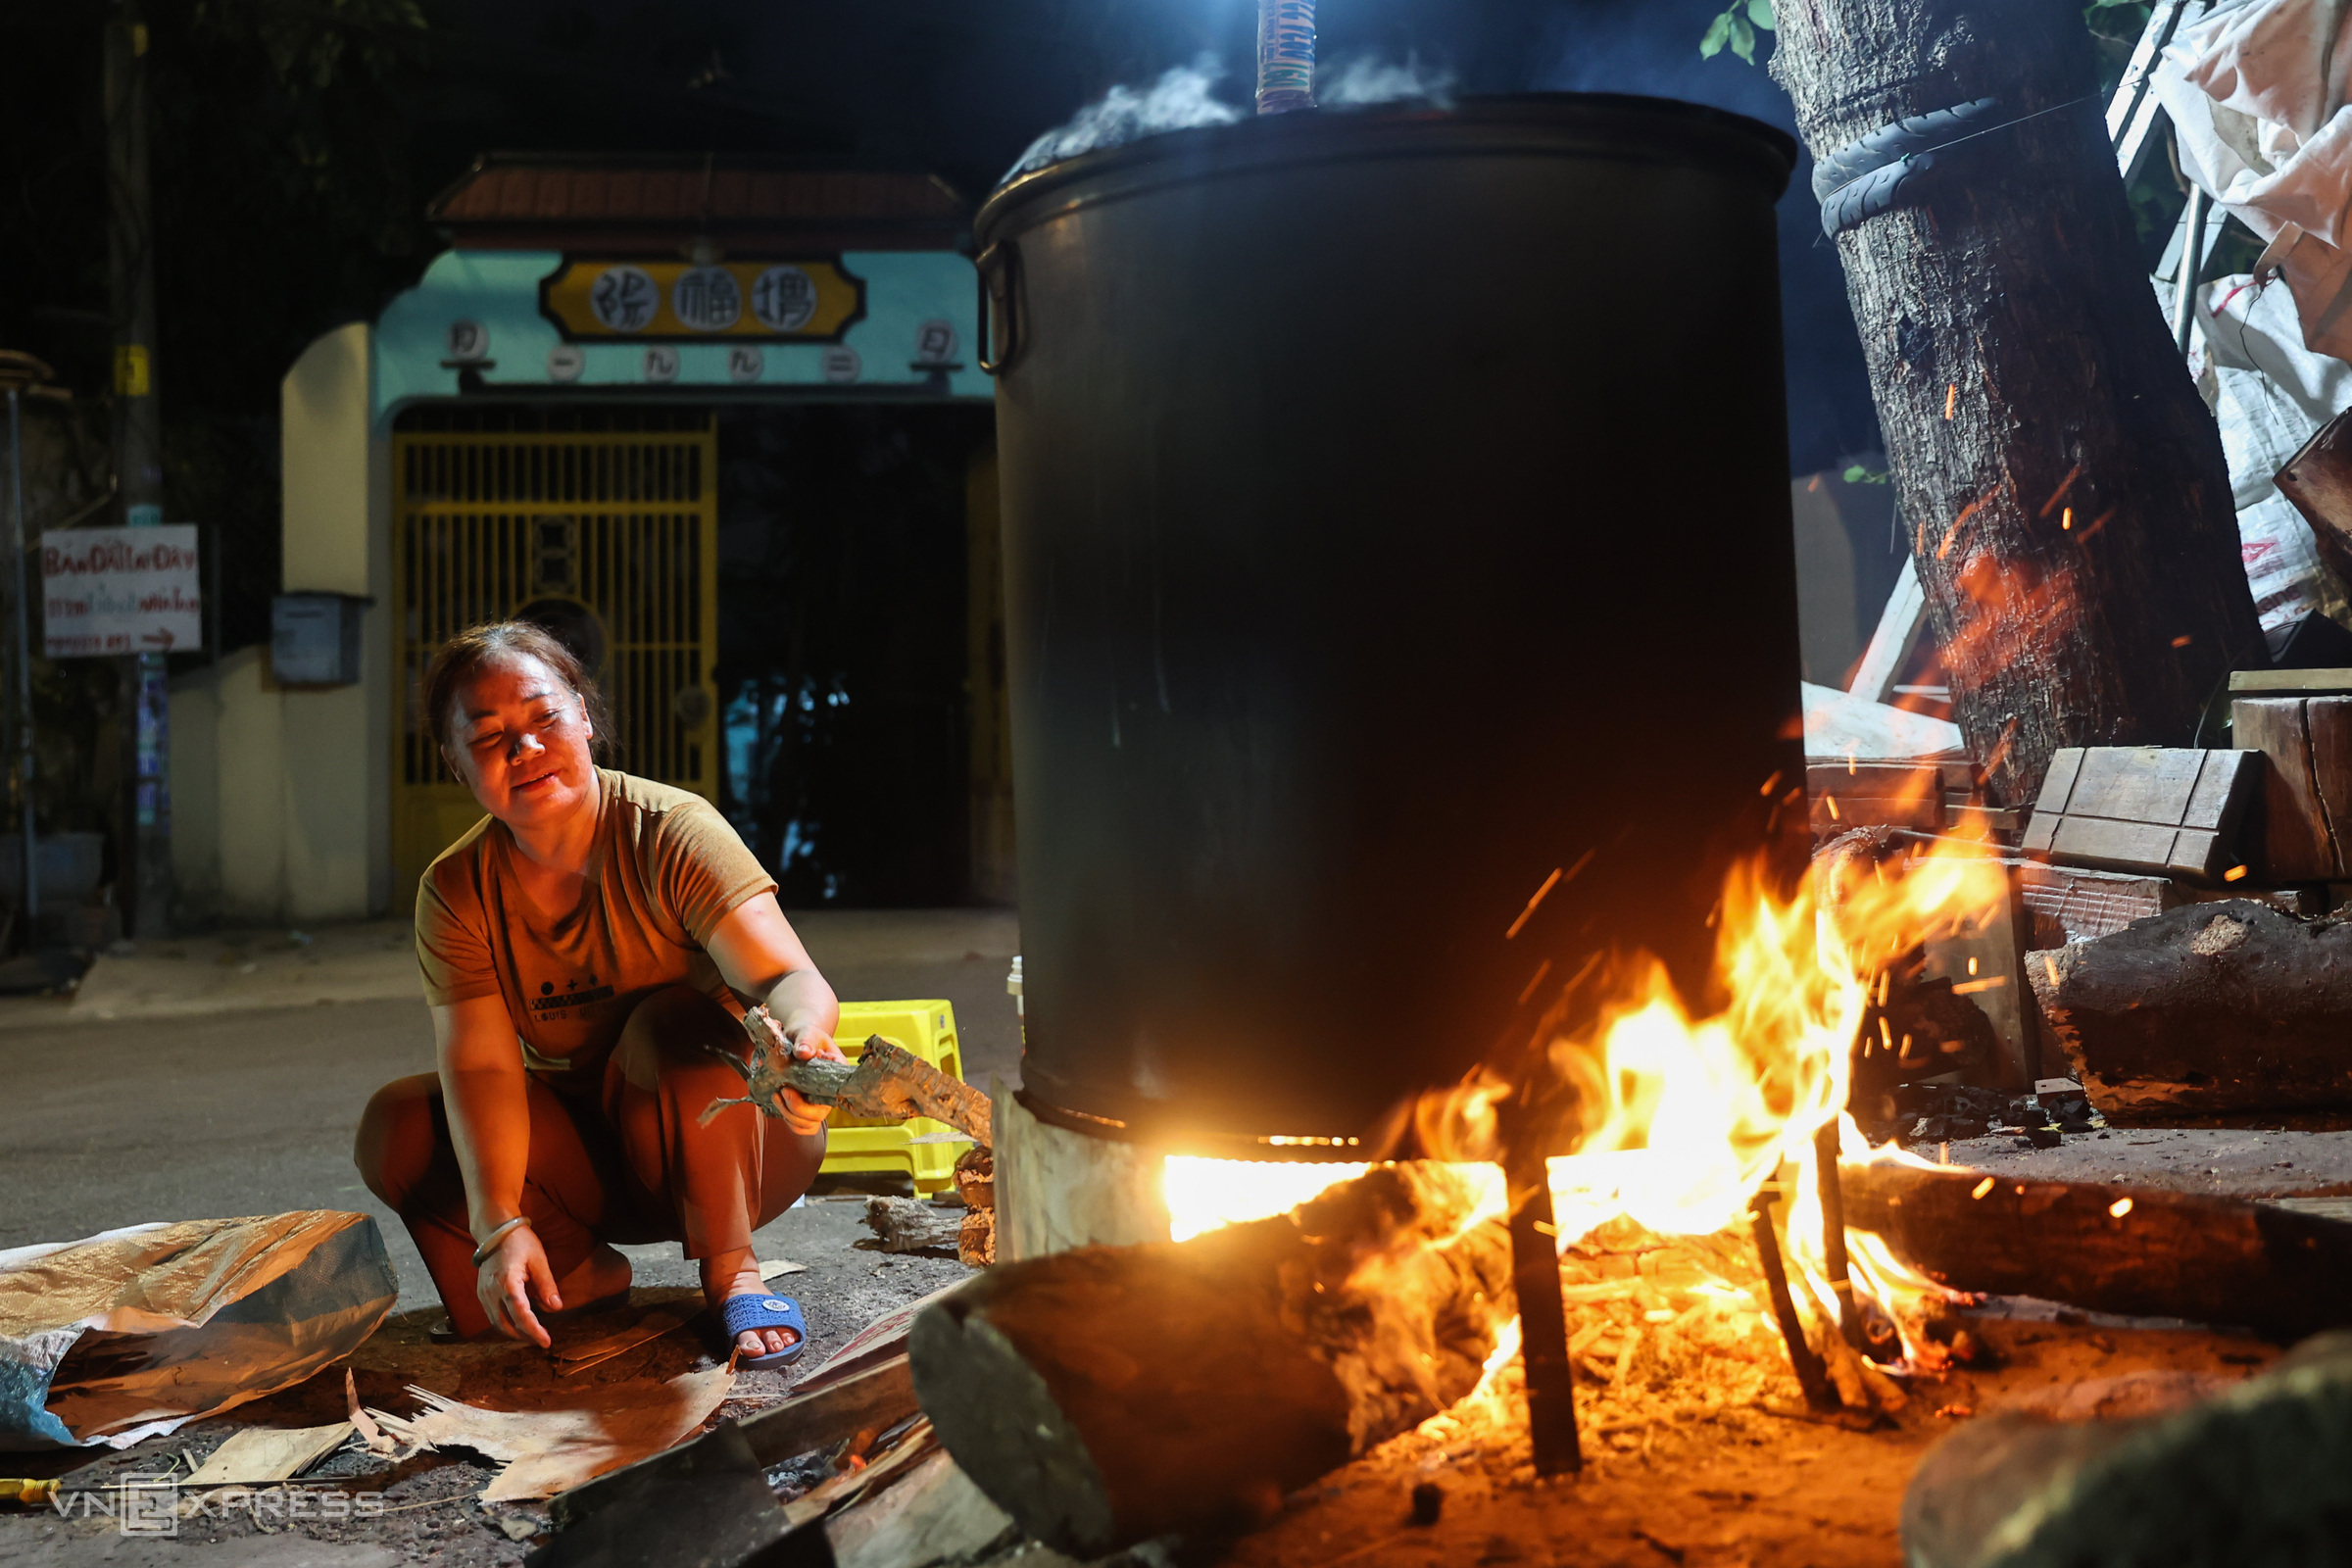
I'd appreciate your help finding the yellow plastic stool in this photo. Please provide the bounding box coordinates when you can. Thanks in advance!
[819,1000,969,1195]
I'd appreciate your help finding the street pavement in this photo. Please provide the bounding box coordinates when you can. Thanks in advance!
[0,907,1023,1312]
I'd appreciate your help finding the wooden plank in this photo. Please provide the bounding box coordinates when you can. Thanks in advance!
[1806,761,1943,798]
[2306,698,2352,868]
[2027,747,2257,880]
[2109,0,2200,181]
[2018,863,2184,949]
[2164,826,2228,880]
[2067,746,2204,826]
[724,1361,916,1471]
[2229,666,2352,696]
[2046,815,2184,873]
[2234,698,2337,880]
[2274,409,2352,598]
[1846,556,1927,705]
[2034,747,2086,812]
[825,1449,1017,1568]
[1809,794,1942,833]
[2182,748,2256,832]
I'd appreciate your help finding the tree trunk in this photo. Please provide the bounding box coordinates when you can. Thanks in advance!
[907,1163,1512,1559]
[1770,0,2263,806]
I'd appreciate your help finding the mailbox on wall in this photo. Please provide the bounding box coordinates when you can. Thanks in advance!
[270,593,367,686]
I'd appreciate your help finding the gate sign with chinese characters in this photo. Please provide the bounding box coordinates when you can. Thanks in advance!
[539,259,865,342]
[42,525,203,657]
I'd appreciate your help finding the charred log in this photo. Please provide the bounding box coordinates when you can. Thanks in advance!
[1842,1161,2352,1338]
[907,1163,1511,1558]
[2025,901,2352,1123]
[863,1198,964,1255]
[1771,0,2263,806]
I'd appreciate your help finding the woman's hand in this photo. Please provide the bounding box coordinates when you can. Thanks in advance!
[707,895,841,1139]
[749,1008,848,1136]
[476,1222,563,1348]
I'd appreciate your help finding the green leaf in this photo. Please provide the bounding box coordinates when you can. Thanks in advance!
[1729,16,1757,63]
[1699,10,1739,58]
[1746,0,1776,31]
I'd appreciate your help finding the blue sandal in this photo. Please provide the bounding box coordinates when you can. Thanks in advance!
[720,1294,808,1369]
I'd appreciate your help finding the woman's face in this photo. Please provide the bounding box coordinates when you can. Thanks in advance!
[444,653,598,833]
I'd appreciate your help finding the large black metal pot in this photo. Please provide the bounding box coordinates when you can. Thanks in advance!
[979,94,1805,1155]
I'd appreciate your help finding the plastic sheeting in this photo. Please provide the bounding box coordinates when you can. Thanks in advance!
[2186,268,2352,647]
[0,1211,397,1450]
[2154,0,2352,362]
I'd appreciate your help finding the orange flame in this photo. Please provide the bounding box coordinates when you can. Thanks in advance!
[1158,828,2010,1381]
[1535,832,2007,1365]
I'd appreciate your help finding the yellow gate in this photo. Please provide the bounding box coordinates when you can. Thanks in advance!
[391,410,721,895]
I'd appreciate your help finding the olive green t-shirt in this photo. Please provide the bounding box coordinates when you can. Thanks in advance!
[415,769,778,1074]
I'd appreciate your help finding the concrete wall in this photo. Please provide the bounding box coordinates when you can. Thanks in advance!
[170,322,391,927]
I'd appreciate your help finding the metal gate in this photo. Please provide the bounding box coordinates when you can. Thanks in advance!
[392,409,720,894]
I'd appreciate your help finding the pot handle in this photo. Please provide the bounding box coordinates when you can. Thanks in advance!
[976,241,1020,374]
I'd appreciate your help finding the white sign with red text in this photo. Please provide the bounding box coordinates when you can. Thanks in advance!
[42,525,203,658]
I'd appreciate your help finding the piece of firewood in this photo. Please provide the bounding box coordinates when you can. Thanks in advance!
[908,1162,1512,1558]
[1841,1161,2352,1339]
[840,1037,994,1145]
[957,1206,996,1268]
[700,1011,991,1143]
[2024,900,2352,1123]
[864,1197,963,1254]
[954,1145,995,1211]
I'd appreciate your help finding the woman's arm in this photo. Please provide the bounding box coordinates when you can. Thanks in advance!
[433,993,562,1346]
[706,893,845,1134]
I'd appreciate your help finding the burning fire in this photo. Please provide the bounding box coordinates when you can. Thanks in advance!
[1165,1155,1368,1243]
[1160,824,2010,1378]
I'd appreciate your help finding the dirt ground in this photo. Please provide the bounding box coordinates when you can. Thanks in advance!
[1222,1304,2272,1568]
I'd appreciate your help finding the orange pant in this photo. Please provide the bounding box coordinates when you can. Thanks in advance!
[354,986,824,1337]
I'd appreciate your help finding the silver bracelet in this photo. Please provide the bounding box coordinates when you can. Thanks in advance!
[470,1215,531,1267]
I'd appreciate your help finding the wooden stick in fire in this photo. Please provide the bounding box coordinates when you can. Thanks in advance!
[1501,1101,1582,1477]
[1748,1184,1838,1412]
[1813,1121,1866,1349]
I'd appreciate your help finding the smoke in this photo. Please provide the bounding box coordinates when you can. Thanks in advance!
[1317,53,1457,109]
[1004,58,1242,180]
[1004,50,1461,184]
